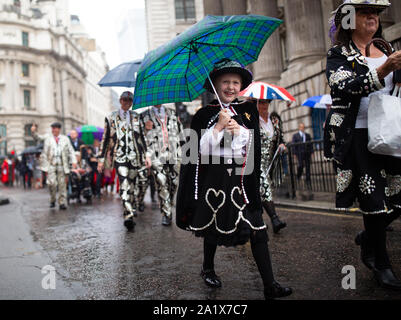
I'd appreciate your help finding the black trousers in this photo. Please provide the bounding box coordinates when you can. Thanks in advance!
[296,154,311,182]
[24,170,33,189]
[203,230,274,288]
[363,209,401,270]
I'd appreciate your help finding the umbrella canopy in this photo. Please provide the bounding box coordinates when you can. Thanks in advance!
[21,146,41,155]
[75,126,104,144]
[133,15,282,110]
[98,60,142,88]
[240,81,295,102]
[302,95,332,109]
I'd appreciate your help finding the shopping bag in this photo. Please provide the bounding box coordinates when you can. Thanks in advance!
[367,86,401,158]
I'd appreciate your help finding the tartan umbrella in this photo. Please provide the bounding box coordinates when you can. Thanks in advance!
[133,15,282,110]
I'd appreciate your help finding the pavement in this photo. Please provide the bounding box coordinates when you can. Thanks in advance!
[0,188,75,300]
[1,185,401,300]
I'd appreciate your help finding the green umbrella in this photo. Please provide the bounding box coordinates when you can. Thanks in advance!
[75,125,99,145]
[133,14,282,110]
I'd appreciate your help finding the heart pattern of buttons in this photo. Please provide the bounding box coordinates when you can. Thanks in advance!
[231,187,246,211]
[205,189,226,214]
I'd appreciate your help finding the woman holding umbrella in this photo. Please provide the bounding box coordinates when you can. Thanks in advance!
[176,59,292,299]
[240,82,295,233]
[257,99,287,233]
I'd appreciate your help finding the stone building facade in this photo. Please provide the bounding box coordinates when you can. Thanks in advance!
[0,0,112,155]
[70,15,113,129]
[145,0,205,113]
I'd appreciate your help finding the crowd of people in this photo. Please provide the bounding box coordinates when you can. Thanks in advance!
[0,128,119,204]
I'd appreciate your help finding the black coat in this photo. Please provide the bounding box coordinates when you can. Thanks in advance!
[324,40,401,165]
[176,99,262,231]
[69,137,85,152]
[292,132,313,158]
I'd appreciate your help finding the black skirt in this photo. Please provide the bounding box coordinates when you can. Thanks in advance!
[189,157,266,247]
[335,129,401,214]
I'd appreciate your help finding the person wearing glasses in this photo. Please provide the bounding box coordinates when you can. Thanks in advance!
[326,0,401,290]
[97,91,150,231]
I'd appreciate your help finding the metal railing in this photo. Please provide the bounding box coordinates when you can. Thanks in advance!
[277,139,336,198]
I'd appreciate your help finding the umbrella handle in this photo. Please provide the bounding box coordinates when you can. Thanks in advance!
[198,57,224,110]
[266,148,280,175]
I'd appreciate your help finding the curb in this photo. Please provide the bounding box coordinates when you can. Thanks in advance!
[275,200,361,216]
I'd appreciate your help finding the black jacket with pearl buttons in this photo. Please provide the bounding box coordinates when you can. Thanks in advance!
[176,99,262,231]
[324,40,400,165]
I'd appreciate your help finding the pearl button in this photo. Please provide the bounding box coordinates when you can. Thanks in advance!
[227,159,233,164]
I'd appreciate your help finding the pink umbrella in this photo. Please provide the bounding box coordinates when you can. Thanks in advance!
[240,81,295,102]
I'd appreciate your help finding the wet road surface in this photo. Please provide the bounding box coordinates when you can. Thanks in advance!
[1,186,401,300]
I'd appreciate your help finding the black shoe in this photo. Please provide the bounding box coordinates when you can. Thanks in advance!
[152,201,159,210]
[264,281,293,300]
[271,216,287,234]
[162,215,172,226]
[50,202,56,208]
[374,268,401,291]
[138,203,145,213]
[59,204,67,210]
[355,231,375,270]
[133,210,138,218]
[201,268,222,288]
[124,217,136,231]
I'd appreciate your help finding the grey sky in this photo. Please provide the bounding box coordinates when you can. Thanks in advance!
[69,0,146,69]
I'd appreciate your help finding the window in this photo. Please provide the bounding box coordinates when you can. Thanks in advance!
[24,124,35,148]
[22,63,29,77]
[175,0,195,21]
[0,125,6,156]
[24,90,31,109]
[24,124,33,137]
[22,32,29,47]
[311,108,328,141]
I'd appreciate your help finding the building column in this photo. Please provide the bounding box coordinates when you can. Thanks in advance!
[221,0,247,15]
[284,0,326,69]
[249,0,283,83]
[203,0,223,15]
[390,0,401,24]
